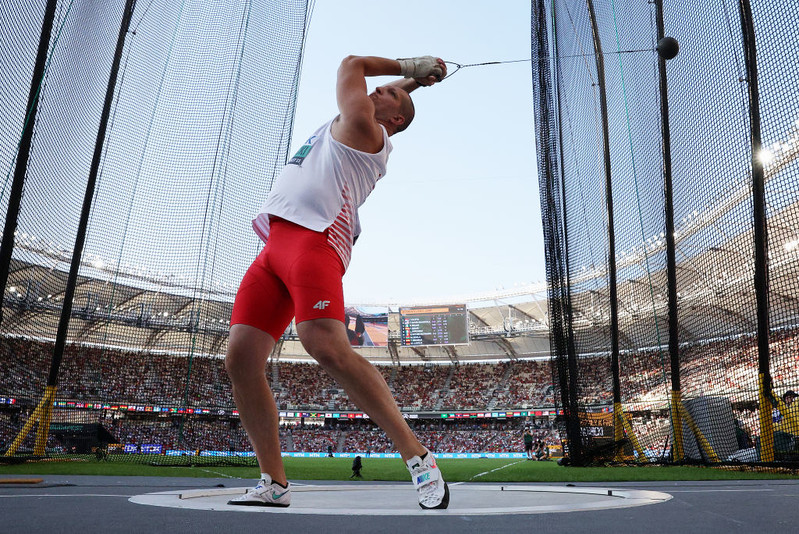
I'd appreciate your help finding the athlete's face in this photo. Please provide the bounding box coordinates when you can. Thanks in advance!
[370,85,411,126]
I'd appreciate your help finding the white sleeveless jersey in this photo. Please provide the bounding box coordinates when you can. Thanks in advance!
[252,118,392,270]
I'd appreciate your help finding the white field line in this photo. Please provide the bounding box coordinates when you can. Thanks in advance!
[0,494,130,498]
[197,468,240,479]
[461,459,527,483]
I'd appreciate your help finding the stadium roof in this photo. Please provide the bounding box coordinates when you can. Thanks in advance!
[1,254,552,364]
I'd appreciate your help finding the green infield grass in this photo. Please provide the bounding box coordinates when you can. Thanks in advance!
[1,456,797,482]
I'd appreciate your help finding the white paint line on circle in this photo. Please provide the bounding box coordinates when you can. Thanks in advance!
[129,484,672,516]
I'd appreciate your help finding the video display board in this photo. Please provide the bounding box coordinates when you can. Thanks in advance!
[399,304,469,346]
[345,306,388,347]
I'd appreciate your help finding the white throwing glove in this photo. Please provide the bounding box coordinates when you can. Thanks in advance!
[397,56,443,80]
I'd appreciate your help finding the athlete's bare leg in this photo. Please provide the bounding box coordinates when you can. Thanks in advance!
[225,323,287,485]
[297,317,426,461]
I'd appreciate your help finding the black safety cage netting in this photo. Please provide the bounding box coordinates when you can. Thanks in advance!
[1,0,310,464]
[533,0,799,467]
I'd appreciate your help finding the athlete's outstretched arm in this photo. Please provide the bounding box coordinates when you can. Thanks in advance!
[334,55,444,150]
[333,56,400,151]
[335,55,445,109]
[336,56,400,121]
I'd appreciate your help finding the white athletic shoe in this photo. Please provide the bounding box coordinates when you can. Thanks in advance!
[406,450,449,509]
[227,475,291,507]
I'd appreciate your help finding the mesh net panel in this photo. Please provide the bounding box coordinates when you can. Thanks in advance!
[534,0,799,466]
[1,0,309,464]
[0,4,43,190]
[757,0,799,461]
[667,0,757,463]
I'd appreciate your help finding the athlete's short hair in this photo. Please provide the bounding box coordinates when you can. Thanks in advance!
[396,93,415,133]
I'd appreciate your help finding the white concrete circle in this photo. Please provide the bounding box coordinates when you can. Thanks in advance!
[129,483,672,516]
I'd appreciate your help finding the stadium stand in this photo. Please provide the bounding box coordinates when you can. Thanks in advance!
[4,327,799,456]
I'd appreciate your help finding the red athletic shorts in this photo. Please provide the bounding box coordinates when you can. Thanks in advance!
[230,217,346,340]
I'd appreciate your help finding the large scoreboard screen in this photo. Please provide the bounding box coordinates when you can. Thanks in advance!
[399,304,469,346]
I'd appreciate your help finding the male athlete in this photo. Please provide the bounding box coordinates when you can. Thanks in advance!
[226,55,449,509]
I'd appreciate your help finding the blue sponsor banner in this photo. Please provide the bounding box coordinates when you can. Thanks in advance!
[165,450,197,456]
[277,452,526,459]
[437,452,525,459]
[124,447,525,459]
[280,452,401,459]
[292,452,327,458]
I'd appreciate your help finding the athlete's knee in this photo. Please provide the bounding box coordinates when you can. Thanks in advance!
[298,320,351,372]
[302,337,346,370]
[224,348,252,385]
[225,325,273,383]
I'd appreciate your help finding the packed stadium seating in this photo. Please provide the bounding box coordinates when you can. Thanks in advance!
[3,328,798,454]
[0,338,557,411]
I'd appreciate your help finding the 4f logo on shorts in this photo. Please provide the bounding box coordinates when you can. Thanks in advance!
[313,300,330,310]
[288,135,317,166]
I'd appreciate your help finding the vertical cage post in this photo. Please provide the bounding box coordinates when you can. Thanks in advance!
[738,0,773,462]
[586,0,623,450]
[653,0,684,461]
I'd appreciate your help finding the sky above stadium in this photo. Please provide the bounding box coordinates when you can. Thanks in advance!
[291,1,546,305]
[2,1,544,312]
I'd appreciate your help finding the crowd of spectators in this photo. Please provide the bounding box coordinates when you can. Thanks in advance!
[275,362,339,410]
[390,365,451,411]
[4,327,799,455]
[438,362,508,410]
[493,361,555,408]
[0,338,558,412]
[341,429,394,454]
[0,337,233,407]
[288,427,341,453]
[1,407,558,455]
[108,417,268,452]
